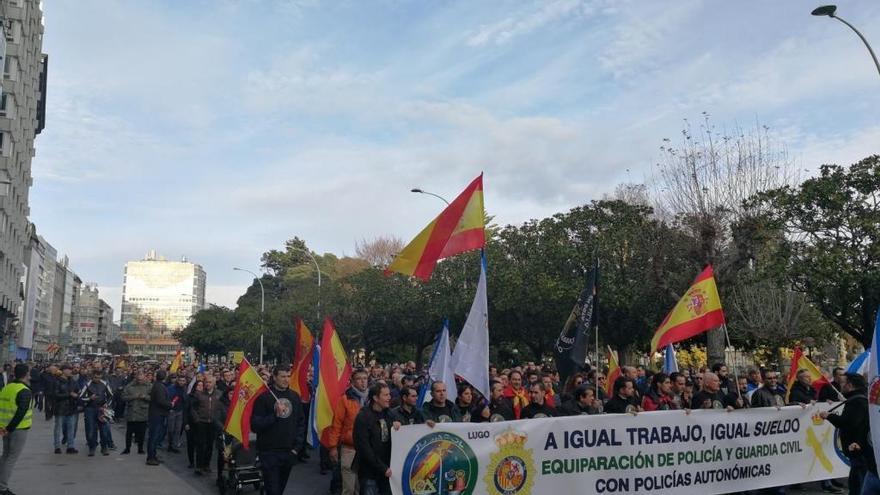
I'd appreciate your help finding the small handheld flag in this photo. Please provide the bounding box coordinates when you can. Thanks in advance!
[292,319,315,402]
[605,346,620,398]
[418,321,457,406]
[785,346,831,402]
[170,349,184,373]
[223,358,268,449]
[663,344,679,374]
[649,266,725,356]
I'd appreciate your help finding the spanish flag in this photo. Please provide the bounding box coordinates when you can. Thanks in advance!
[605,346,620,398]
[649,266,725,356]
[291,318,315,402]
[314,318,352,446]
[385,174,485,280]
[169,349,183,373]
[786,346,830,402]
[224,358,267,449]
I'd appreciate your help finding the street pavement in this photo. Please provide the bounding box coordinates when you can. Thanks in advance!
[8,414,329,495]
[9,414,846,495]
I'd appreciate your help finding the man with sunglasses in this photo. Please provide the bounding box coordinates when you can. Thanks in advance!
[751,370,786,408]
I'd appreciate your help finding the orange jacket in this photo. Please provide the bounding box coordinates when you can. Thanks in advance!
[326,388,363,448]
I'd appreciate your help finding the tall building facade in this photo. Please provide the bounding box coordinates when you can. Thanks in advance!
[0,0,47,349]
[72,284,112,354]
[56,255,80,351]
[19,230,55,358]
[121,251,206,359]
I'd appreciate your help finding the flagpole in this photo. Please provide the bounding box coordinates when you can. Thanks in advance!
[722,323,743,403]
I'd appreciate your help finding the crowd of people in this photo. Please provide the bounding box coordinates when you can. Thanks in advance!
[0,356,874,495]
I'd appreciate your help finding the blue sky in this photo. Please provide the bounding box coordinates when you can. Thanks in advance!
[30,0,880,318]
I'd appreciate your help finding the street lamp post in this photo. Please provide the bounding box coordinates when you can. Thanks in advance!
[410,188,450,205]
[812,5,880,79]
[291,247,322,322]
[233,267,265,365]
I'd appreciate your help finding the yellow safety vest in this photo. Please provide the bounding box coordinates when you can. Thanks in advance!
[0,382,32,430]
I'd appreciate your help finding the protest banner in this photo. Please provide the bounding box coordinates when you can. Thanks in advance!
[391,403,848,495]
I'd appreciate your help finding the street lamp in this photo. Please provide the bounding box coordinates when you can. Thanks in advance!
[233,267,265,365]
[410,188,451,206]
[290,247,322,322]
[812,5,880,79]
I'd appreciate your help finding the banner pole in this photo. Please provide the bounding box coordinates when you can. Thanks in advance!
[722,323,743,403]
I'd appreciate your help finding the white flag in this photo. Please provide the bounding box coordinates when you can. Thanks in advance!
[422,322,457,404]
[450,255,490,400]
[868,307,880,474]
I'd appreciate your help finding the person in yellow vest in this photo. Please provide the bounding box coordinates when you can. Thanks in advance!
[0,363,33,495]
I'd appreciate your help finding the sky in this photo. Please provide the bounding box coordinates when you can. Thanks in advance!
[29,0,880,320]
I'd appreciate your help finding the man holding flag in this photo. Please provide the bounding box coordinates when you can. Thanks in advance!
[251,364,306,495]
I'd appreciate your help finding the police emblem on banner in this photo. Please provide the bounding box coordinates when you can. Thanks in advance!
[402,431,478,495]
[484,429,535,495]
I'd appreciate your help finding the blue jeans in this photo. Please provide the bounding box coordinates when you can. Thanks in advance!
[862,472,880,495]
[146,415,166,460]
[359,478,391,495]
[83,408,111,449]
[54,414,77,449]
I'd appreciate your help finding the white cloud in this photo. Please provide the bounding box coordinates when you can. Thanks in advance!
[467,0,599,47]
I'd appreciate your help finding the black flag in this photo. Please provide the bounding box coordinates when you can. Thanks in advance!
[554,260,599,384]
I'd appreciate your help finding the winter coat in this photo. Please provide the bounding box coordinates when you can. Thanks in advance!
[122,381,151,422]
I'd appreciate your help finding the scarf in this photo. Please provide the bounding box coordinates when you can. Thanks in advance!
[503,386,530,419]
[350,387,369,407]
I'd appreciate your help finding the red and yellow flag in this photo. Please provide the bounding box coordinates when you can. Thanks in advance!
[605,346,620,398]
[224,358,268,449]
[169,349,183,373]
[649,266,725,355]
[385,174,485,280]
[291,318,315,402]
[315,318,352,446]
[786,346,830,402]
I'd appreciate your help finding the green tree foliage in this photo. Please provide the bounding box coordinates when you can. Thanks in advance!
[753,156,880,346]
[107,339,129,355]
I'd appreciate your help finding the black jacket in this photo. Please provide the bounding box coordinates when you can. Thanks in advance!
[486,397,515,422]
[750,387,786,408]
[250,386,305,453]
[422,399,461,423]
[605,395,636,414]
[826,388,876,473]
[560,398,600,416]
[521,401,556,419]
[148,381,172,417]
[389,405,425,426]
[788,382,815,405]
[353,405,392,480]
[692,390,738,409]
[52,376,78,416]
[82,380,112,409]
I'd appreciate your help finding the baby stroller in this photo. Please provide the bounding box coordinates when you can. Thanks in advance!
[218,432,265,495]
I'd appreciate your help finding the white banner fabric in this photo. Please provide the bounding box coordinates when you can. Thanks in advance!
[391,403,849,495]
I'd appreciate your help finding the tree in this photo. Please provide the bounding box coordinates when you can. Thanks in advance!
[651,114,797,364]
[107,339,129,355]
[729,278,835,364]
[355,236,405,268]
[175,305,238,357]
[753,156,880,347]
